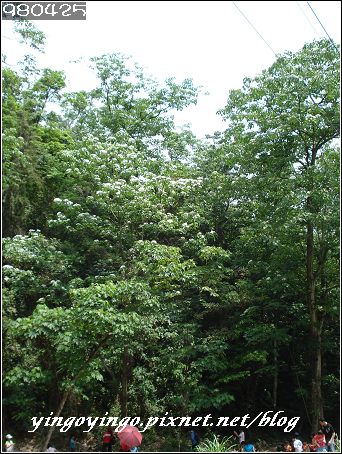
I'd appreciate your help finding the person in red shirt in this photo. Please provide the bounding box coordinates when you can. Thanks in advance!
[310,430,326,452]
[102,426,114,452]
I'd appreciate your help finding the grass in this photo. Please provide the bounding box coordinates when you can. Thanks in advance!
[196,434,240,452]
[335,435,340,452]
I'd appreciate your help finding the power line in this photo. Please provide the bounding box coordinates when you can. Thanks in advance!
[1,34,15,41]
[295,1,320,37]
[2,60,16,67]
[232,2,277,57]
[306,1,339,51]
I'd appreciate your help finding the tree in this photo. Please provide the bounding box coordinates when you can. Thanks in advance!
[2,26,70,236]
[3,23,340,448]
[218,38,340,431]
[13,20,46,52]
[62,53,200,159]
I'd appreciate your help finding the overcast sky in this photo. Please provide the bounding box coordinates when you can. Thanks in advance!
[2,1,341,137]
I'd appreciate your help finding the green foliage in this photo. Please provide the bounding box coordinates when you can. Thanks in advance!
[13,20,46,52]
[2,25,339,445]
[62,53,200,158]
[3,231,74,317]
[2,51,69,235]
[197,434,239,452]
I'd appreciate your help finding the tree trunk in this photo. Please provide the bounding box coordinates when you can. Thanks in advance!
[306,212,323,432]
[42,391,70,451]
[310,320,323,432]
[120,346,129,417]
[272,338,278,410]
[41,335,110,450]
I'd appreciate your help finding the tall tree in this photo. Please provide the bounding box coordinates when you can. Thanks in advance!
[218,38,340,431]
[62,53,200,159]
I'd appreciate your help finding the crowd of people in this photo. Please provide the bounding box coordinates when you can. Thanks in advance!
[3,418,337,452]
[277,419,337,453]
[231,418,337,453]
[3,426,141,453]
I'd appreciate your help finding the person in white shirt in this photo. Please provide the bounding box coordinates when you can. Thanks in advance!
[234,428,246,445]
[5,434,15,452]
[292,434,303,452]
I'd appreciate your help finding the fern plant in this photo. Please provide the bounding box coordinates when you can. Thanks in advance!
[196,434,239,452]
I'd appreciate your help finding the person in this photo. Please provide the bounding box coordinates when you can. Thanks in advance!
[319,419,336,452]
[309,433,318,452]
[103,426,114,452]
[311,430,327,452]
[284,440,294,452]
[189,430,199,451]
[241,440,256,452]
[5,434,15,452]
[234,428,246,445]
[68,435,76,452]
[292,433,303,452]
[46,443,58,452]
[302,440,310,452]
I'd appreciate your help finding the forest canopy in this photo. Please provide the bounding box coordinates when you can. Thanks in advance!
[2,21,340,452]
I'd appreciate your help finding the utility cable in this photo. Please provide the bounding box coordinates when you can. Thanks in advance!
[295,1,320,37]
[1,35,15,40]
[306,1,339,51]
[232,2,277,56]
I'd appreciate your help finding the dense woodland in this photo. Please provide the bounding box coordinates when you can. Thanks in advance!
[2,22,340,451]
